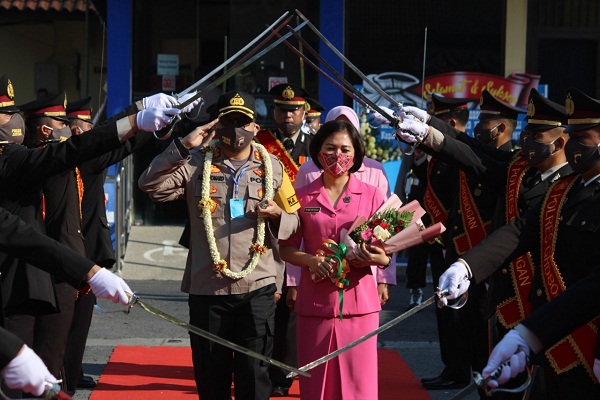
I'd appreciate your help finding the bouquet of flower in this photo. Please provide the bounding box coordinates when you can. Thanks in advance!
[342,194,445,258]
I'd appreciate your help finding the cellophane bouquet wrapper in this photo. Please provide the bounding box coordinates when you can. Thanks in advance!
[341,194,446,258]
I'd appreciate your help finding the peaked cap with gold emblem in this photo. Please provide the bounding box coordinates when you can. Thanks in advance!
[523,88,567,131]
[269,83,310,111]
[564,87,600,133]
[216,91,255,120]
[18,91,69,122]
[66,96,93,122]
[305,97,324,120]
[431,93,477,117]
[479,89,525,121]
[0,74,19,113]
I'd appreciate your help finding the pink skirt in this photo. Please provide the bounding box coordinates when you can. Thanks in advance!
[296,313,379,400]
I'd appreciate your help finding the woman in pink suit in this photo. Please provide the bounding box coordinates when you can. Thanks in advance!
[280,119,391,399]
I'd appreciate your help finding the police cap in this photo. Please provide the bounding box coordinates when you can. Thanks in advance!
[0,74,19,113]
[66,96,93,122]
[479,89,524,121]
[523,88,567,131]
[564,87,600,133]
[216,91,255,120]
[269,83,310,111]
[19,91,69,122]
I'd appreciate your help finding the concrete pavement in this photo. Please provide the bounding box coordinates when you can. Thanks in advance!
[73,225,479,400]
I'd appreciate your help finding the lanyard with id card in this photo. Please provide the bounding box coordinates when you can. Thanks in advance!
[227,165,248,219]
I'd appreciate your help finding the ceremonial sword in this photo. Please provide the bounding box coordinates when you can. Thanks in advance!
[286,290,453,379]
[295,9,402,118]
[122,294,310,378]
[282,25,399,126]
[154,20,308,140]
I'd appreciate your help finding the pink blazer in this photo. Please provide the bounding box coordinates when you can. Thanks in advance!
[280,175,385,318]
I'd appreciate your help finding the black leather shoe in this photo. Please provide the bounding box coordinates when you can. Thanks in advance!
[271,386,289,397]
[422,375,469,390]
[77,375,97,389]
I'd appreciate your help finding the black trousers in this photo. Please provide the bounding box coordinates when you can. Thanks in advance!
[63,291,96,392]
[268,284,297,389]
[405,242,444,289]
[189,284,276,400]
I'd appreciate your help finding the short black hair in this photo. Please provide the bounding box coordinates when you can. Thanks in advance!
[309,119,365,173]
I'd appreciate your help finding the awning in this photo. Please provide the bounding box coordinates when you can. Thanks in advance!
[0,0,94,12]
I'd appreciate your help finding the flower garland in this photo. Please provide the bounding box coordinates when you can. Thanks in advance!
[198,142,274,279]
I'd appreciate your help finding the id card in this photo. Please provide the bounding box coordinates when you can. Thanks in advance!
[229,198,244,219]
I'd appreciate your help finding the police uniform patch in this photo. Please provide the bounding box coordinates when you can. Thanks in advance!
[253,169,264,177]
[287,194,299,208]
[210,164,220,174]
[210,185,218,194]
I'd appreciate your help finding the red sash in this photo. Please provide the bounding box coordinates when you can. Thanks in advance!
[497,155,535,328]
[255,130,299,184]
[423,159,448,226]
[540,176,599,380]
[452,171,490,255]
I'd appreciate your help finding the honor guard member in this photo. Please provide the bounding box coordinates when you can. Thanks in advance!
[61,97,156,394]
[138,90,300,400]
[0,75,23,144]
[256,83,312,183]
[303,97,324,135]
[440,87,600,399]
[0,76,179,397]
[401,90,571,398]
[398,90,524,392]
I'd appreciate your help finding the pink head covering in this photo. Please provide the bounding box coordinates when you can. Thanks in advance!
[324,106,360,131]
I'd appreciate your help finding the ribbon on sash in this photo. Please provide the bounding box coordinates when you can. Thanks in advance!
[255,130,299,184]
[452,171,490,255]
[540,176,599,380]
[423,159,449,226]
[316,239,350,320]
[497,155,535,328]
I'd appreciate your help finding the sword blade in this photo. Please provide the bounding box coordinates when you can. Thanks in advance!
[133,297,311,377]
[177,11,291,98]
[286,295,436,378]
[295,9,401,112]
[284,25,397,125]
[176,21,308,110]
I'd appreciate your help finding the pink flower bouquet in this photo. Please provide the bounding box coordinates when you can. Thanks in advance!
[342,194,446,258]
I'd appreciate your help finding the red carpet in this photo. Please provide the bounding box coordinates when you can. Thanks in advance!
[90,346,431,400]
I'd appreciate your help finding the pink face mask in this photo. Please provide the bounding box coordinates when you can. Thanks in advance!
[318,151,355,177]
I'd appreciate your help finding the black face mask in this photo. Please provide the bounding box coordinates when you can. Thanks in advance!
[521,135,557,166]
[217,125,254,153]
[474,123,501,145]
[278,121,304,137]
[0,113,25,144]
[565,138,600,174]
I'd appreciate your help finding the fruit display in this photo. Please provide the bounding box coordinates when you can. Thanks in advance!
[358,110,402,163]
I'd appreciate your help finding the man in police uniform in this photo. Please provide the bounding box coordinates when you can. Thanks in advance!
[303,97,324,135]
[256,83,312,177]
[440,87,600,398]
[138,90,300,400]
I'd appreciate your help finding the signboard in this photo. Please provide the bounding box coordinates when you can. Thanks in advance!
[268,76,288,91]
[157,54,179,76]
[162,75,176,91]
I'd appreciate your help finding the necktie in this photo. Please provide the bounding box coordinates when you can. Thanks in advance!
[283,138,294,152]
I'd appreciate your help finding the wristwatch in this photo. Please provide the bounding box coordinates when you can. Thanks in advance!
[379,255,392,269]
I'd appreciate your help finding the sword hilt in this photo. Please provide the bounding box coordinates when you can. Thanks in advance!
[472,352,532,397]
[153,114,181,141]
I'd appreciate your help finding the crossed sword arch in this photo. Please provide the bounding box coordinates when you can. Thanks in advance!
[131,10,526,398]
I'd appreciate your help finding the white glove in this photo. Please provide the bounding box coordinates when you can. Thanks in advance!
[594,358,600,382]
[482,330,530,388]
[87,268,132,305]
[395,119,430,144]
[438,261,471,306]
[177,92,204,115]
[370,106,396,125]
[400,105,429,122]
[1,345,57,396]
[136,107,181,132]
[142,93,177,109]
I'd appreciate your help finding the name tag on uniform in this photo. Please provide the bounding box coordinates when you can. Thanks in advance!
[230,198,244,219]
[304,207,321,213]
